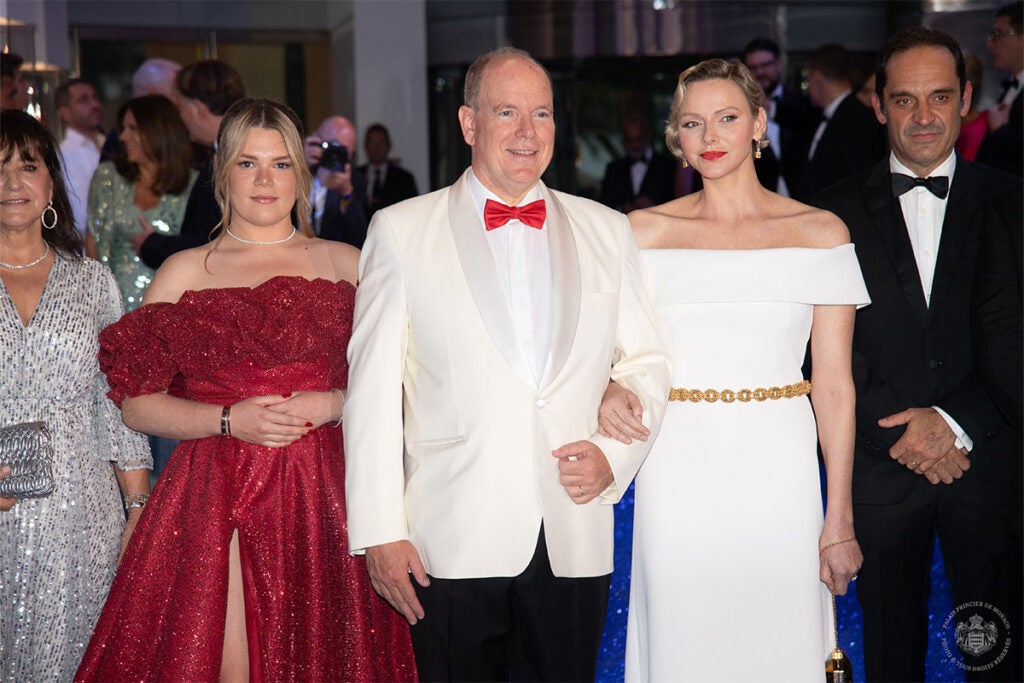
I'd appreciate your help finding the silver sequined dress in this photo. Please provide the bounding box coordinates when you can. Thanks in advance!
[88,161,196,311]
[0,254,151,682]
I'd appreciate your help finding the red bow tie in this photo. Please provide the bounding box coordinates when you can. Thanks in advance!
[484,198,546,230]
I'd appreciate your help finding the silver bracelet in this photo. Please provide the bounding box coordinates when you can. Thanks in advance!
[124,492,150,511]
[331,389,346,427]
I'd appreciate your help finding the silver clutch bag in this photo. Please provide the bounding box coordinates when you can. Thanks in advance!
[0,421,55,498]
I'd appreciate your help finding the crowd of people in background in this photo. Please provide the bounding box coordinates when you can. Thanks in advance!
[0,2,1021,681]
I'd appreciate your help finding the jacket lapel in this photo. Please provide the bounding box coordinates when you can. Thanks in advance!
[448,171,535,385]
[930,158,982,314]
[538,186,580,390]
[862,161,930,326]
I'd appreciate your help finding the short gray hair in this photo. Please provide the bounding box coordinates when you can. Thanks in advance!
[463,47,550,109]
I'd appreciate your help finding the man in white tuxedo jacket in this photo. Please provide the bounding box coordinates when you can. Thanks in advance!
[345,47,670,682]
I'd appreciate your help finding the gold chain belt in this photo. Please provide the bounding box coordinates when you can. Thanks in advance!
[669,380,811,403]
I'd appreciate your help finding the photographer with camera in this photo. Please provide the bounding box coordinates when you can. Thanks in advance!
[304,115,369,248]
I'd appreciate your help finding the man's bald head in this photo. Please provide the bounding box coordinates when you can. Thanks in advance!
[317,116,357,151]
[132,58,181,99]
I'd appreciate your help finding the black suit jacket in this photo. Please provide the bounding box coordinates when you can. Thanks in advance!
[599,153,677,212]
[974,182,1023,431]
[795,94,886,201]
[771,86,819,191]
[318,169,369,248]
[813,157,1018,506]
[140,155,221,269]
[361,162,418,219]
[976,89,1023,177]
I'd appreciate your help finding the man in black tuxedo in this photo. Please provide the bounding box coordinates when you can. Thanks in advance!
[599,113,676,212]
[304,115,369,248]
[742,37,818,195]
[133,60,245,269]
[794,44,886,201]
[361,123,418,220]
[977,2,1023,177]
[814,28,1019,681]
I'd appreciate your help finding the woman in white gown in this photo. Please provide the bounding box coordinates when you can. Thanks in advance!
[601,59,869,682]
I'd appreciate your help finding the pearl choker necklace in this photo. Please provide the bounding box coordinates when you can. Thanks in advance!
[225,227,297,245]
[0,242,50,270]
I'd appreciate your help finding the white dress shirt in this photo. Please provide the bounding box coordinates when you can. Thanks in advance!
[1001,69,1024,105]
[630,148,652,197]
[468,170,552,386]
[59,127,102,239]
[808,90,851,160]
[890,151,972,451]
[366,163,387,203]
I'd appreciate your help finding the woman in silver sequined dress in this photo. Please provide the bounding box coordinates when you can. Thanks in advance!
[86,95,195,311]
[0,110,152,681]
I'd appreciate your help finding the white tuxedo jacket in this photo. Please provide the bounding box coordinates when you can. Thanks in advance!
[345,170,669,579]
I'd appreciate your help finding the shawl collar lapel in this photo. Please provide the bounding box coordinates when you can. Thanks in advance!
[448,170,534,385]
[929,158,981,316]
[538,185,580,390]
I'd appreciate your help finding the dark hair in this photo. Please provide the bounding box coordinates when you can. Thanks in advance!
[0,52,23,79]
[464,47,550,109]
[875,27,966,103]
[808,44,853,83]
[0,110,83,257]
[55,78,89,110]
[213,97,313,240]
[175,60,245,116]
[996,2,1023,34]
[113,95,193,196]
[742,38,781,60]
[365,122,391,148]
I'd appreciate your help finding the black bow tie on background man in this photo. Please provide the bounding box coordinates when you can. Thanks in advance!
[891,173,949,199]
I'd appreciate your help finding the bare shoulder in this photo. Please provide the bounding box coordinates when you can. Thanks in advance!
[143,245,212,305]
[317,238,360,285]
[776,198,850,249]
[628,196,695,249]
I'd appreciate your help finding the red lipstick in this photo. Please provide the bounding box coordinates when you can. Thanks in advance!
[700,151,725,160]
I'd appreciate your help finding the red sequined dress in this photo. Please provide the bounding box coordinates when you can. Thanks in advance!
[75,276,417,683]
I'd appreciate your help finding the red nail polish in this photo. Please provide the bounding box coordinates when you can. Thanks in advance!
[282,392,292,398]
[305,422,313,427]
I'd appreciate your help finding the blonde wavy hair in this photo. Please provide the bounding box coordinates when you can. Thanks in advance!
[664,58,765,162]
[211,97,313,241]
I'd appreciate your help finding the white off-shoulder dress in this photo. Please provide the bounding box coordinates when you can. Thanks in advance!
[625,245,870,682]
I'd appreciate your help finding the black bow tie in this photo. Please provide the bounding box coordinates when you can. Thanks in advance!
[891,173,949,199]
[1002,77,1020,91]
[630,156,649,167]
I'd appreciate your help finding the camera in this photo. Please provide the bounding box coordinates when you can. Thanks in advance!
[317,140,349,172]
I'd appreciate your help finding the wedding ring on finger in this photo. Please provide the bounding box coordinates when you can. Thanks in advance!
[850,574,858,582]
[909,460,917,469]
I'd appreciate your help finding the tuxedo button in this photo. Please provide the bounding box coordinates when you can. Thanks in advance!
[535,398,548,409]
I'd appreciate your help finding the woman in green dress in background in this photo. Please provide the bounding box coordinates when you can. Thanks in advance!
[87,94,194,311]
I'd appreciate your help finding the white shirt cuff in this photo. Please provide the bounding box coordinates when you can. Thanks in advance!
[933,406,974,452]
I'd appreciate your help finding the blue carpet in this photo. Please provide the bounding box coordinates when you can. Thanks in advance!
[597,482,967,682]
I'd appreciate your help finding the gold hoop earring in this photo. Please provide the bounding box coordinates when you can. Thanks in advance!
[41,202,58,230]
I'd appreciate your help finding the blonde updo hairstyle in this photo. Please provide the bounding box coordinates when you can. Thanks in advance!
[665,58,766,163]
[212,97,313,240]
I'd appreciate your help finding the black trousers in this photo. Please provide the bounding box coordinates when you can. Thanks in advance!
[855,480,1016,682]
[410,526,611,683]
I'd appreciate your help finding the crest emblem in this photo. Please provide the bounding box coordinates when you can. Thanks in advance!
[955,614,998,657]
